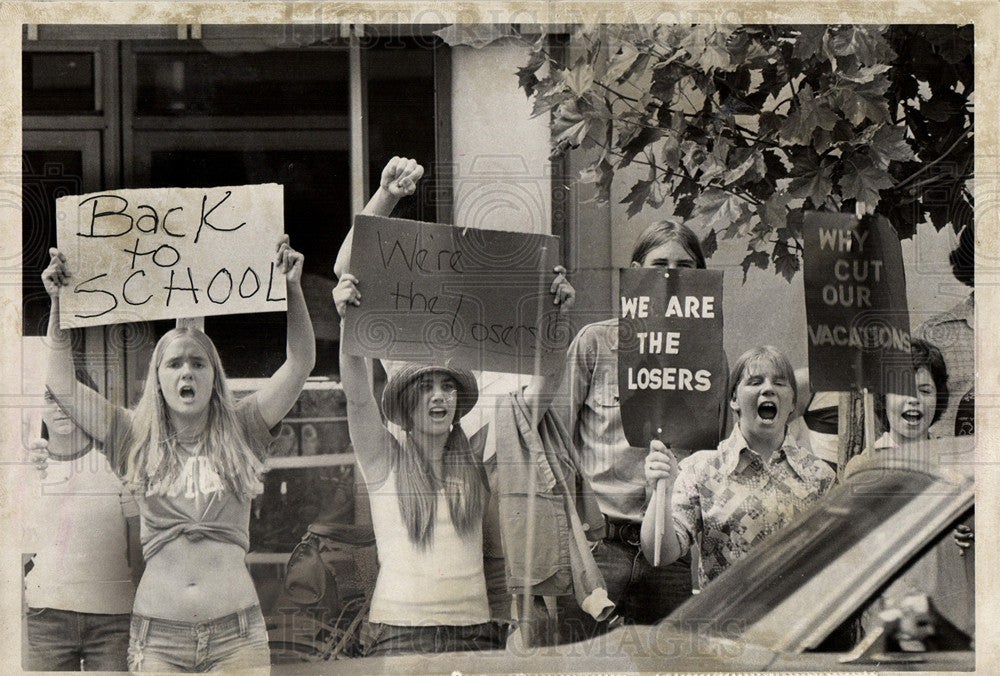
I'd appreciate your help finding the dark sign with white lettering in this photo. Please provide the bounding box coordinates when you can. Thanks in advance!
[803,212,913,395]
[617,268,726,450]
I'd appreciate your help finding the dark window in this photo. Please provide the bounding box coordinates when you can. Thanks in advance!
[23,52,96,114]
[134,50,349,117]
[366,38,440,224]
[23,30,446,380]
[251,466,357,550]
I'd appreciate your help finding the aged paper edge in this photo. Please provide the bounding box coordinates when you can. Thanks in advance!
[1,2,997,675]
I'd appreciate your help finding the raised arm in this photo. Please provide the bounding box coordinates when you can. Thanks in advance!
[41,249,117,442]
[333,273,392,485]
[333,157,424,279]
[251,236,316,428]
[522,266,576,426]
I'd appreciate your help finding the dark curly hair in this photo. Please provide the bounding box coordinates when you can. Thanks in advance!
[875,338,949,432]
[911,338,949,425]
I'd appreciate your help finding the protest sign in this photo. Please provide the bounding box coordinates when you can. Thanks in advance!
[617,268,726,451]
[803,212,913,396]
[342,215,567,374]
[55,184,286,328]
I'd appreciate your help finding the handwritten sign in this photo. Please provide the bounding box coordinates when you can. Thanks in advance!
[617,268,726,451]
[342,215,567,374]
[803,212,913,395]
[55,184,286,328]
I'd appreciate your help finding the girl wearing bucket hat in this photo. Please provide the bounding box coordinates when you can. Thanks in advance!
[333,263,575,657]
[350,356,498,656]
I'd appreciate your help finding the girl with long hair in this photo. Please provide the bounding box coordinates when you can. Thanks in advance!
[42,235,315,672]
[333,270,573,656]
[331,156,575,653]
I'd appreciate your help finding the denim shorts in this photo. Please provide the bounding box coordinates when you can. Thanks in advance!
[24,606,131,671]
[362,620,507,657]
[127,605,270,673]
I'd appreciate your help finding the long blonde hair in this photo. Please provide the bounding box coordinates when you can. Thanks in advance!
[120,327,264,496]
[392,379,487,549]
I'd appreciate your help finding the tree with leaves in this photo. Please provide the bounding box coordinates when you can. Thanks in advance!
[480,24,972,281]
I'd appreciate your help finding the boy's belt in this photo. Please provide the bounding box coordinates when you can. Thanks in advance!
[605,518,641,546]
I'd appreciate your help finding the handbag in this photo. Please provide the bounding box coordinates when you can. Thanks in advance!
[284,530,331,606]
[283,523,377,613]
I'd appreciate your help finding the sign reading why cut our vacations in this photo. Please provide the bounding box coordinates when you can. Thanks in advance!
[803,212,913,395]
[342,215,568,374]
[55,184,286,328]
[617,268,726,451]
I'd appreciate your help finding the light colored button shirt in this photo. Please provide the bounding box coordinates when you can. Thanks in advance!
[672,426,836,587]
[558,319,648,523]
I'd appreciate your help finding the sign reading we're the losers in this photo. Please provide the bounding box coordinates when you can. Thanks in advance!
[617,268,726,451]
[342,215,568,374]
[55,184,286,328]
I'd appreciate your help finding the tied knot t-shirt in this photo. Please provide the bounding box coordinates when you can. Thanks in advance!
[105,397,275,560]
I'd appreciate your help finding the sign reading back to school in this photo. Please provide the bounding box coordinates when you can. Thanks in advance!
[803,212,913,395]
[343,215,568,375]
[617,268,726,451]
[55,184,286,328]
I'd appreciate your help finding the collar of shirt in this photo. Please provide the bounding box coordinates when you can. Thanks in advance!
[720,425,812,479]
[593,317,619,352]
[871,431,898,452]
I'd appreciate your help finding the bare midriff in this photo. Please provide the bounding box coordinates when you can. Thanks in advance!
[133,537,257,621]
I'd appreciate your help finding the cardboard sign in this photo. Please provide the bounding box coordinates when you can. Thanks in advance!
[342,215,566,374]
[55,184,286,328]
[617,268,726,450]
[803,212,913,395]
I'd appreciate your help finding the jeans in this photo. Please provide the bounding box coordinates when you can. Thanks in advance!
[24,607,131,671]
[127,605,270,673]
[558,539,693,643]
[363,621,507,657]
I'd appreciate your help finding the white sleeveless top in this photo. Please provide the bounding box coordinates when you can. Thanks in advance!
[368,470,489,625]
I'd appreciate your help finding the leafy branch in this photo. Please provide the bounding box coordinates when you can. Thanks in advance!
[437,22,974,280]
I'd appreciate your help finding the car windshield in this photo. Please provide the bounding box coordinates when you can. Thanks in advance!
[662,462,973,654]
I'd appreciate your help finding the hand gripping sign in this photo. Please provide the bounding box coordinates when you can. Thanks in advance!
[55,184,286,328]
[802,212,913,396]
[617,268,726,451]
[342,215,568,375]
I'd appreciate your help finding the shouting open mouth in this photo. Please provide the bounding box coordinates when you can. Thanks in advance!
[757,401,778,422]
[428,407,450,422]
